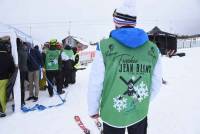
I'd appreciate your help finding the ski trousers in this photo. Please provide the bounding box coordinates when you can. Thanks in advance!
[46,70,63,96]
[103,117,147,134]
[28,70,40,97]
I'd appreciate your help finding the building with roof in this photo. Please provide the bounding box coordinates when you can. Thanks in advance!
[148,26,177,55]
[62,35,88,51]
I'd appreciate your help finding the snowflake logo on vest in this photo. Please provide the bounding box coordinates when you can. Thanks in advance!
[113,95,127,112]
[134,81,148,102]
[113,75,149,112]
[48,59,58,66]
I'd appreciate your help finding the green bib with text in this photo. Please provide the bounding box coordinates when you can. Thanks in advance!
[100,38,159,127]
[45,50,60,70]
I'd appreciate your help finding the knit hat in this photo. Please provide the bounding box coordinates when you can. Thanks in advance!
[113,0,137,28]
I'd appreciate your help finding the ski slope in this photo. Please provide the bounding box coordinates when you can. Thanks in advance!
[0,47,200,134]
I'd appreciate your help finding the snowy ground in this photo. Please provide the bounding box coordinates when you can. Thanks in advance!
[148,47,200,134]
[0,47,200,134]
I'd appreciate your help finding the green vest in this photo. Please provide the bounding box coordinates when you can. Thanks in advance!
[100,38,159,127]
[45,50,61,70]
[63,49,74,60]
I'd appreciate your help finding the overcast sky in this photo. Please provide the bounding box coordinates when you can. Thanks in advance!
[0,0,200,43]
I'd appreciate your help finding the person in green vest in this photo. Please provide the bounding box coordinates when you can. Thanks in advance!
[71,47,80,84]
[87,0,162,133]
[61,45,75,87]
[45,39,65,97]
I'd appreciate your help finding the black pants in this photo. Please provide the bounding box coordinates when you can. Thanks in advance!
[62,61,75,86]
[46,70,63,96]
[103,117,147,134]
[62,69,72,87]
[69,69,76,84]
[20,71,27,104]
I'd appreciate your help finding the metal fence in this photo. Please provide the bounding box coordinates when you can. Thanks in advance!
[177,38,200,49]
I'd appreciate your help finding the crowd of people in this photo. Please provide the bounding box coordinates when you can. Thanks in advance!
[0,38,79,117]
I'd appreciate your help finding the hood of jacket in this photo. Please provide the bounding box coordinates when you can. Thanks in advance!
[110,27,149,48]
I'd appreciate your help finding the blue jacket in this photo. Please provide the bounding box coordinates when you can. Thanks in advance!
[27,48,43,72]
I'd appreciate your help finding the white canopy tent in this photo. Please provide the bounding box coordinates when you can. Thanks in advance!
[0,23,33,112]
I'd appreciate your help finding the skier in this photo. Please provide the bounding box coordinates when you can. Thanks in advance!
[71,47,79,84]
[17,40,29,106]
[61,45,74,87]
[44,39,65,97]
[87,0,162,134]
[0,42,15,117]
[26,45,43,102]
[39,46,48,90]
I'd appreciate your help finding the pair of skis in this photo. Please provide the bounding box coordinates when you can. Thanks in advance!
[94,118,103,134]
[74,115,103,134]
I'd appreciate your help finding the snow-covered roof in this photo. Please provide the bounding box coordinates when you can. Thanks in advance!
[73,36,90,46]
